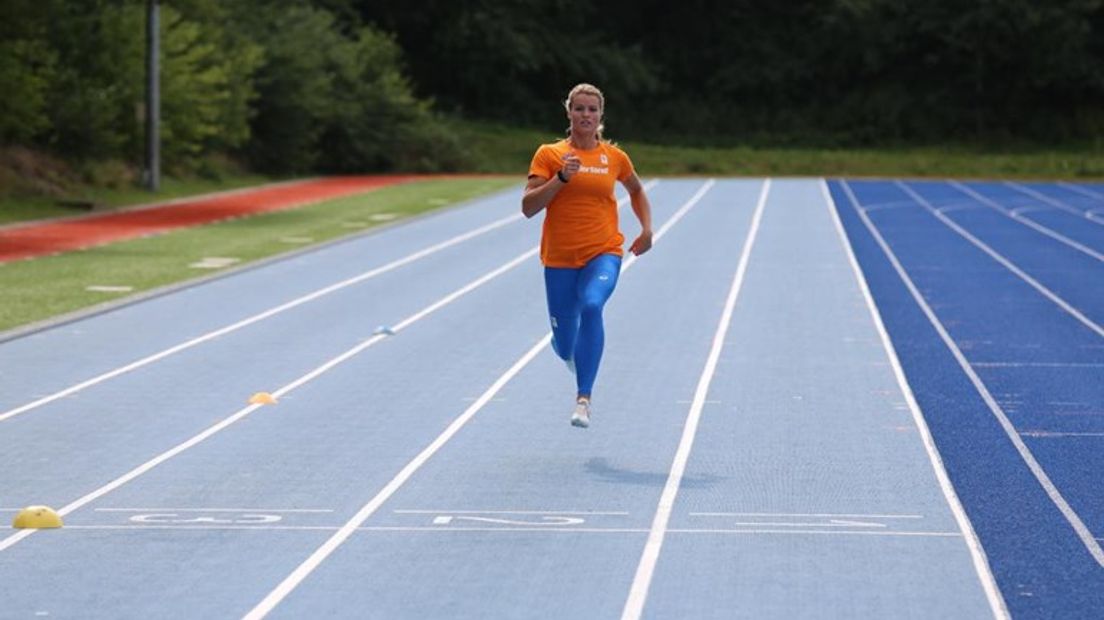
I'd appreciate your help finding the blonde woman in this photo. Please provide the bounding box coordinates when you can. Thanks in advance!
[521,83,654,428]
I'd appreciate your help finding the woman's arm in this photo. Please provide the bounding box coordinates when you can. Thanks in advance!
[622,173,653,255]
[521,175,562,218]
[522,152,579,218]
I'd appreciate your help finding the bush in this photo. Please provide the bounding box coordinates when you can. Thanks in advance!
[0,147,81,198]
[244,9,467,174]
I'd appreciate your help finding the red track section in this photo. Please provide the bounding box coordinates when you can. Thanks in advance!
[0,176,414,263]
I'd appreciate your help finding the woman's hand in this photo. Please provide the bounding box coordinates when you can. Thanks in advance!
[629,229,653,255]
[561,152,581,181]
[622,172,653,255]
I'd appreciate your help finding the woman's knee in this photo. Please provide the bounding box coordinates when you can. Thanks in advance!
[580,296,606,317]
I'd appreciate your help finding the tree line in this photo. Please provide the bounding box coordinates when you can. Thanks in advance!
[365,0,1104,146]
[3,0,1102,177]
[2,0,466,175]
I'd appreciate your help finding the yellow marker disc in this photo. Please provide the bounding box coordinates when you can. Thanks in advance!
[12,505,63,529]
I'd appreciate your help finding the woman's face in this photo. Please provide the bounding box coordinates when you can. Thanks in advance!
[568,94,602,136]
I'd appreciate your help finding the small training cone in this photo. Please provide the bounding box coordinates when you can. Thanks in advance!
[249,392,277,405]
[13,506,63,529]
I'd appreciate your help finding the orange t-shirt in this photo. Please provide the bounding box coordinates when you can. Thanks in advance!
[528,139,635,268]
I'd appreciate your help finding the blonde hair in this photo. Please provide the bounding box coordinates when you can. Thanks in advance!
[564,83,606,142]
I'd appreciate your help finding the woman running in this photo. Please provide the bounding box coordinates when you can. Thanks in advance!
[521,82,654,429]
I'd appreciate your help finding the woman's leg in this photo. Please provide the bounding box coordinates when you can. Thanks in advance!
[544,266,581,364]
[573,254,622,399]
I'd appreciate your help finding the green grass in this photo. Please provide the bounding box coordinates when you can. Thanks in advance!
[0,174,273,225]
[623,143,1104,179]
[450,119,1104,179]
[0,176,517,333]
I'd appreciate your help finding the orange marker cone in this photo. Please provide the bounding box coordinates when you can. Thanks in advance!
[249,392,277,405]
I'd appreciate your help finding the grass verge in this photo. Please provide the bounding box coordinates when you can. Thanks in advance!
[450,119,1104,179]
[0,174,274,225]
[0,176,517,334]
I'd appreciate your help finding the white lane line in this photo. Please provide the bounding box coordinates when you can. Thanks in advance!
[948,181,1104,263]
[721,521,888,528]
[243,179,712,620]
[667,529,960,537]
[58,525,965,538]
[690,512,922,519]
[840,179,1104,571]
[621,179,768,620]
[935,204,982,214]
[830,180,1009,618]
[63,525,646,533]
[65,525,341,531]
[0,211,525,423]
[1009,206,1050,217]
[1058,182,1104,200]
[897,181,1104,339]
[972,362,1104,368]
[861,200,922,213]
[366,527,645,533]
[393,510,629,515]
[1020,431,1104,438]
[367,527,961,537]
[93,508,334,513]
[1005,181,1104,225]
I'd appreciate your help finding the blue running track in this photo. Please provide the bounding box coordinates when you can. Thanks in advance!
[830,179,1104,619]
[1,177,1099,618]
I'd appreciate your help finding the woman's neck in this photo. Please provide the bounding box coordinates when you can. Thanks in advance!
[568,133,598,150]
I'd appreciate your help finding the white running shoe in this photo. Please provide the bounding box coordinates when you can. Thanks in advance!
[570,400,591,428]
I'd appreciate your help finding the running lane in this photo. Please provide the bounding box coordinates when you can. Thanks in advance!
[952,181,1104,255]
[902,179,1104,328]
[831,179,1104,619]
[642,179,998,619]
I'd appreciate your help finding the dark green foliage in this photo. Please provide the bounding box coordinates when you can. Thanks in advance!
[2,0,1101,177]
[2,0,462,175]
[242,5,337,173]
[315,28,466,172]
[0,0,58,144]
[357,0,661,135]
[353,0,1104,145]
[238,5,452,173]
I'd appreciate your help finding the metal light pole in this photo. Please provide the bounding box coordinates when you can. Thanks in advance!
[145,0,160,191]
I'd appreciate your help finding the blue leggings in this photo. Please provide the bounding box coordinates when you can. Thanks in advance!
[544,253,622,399]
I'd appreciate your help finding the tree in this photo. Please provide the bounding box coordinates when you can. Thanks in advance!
[0,0,57,144]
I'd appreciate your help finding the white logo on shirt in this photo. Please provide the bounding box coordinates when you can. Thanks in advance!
[600,154,608,165]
